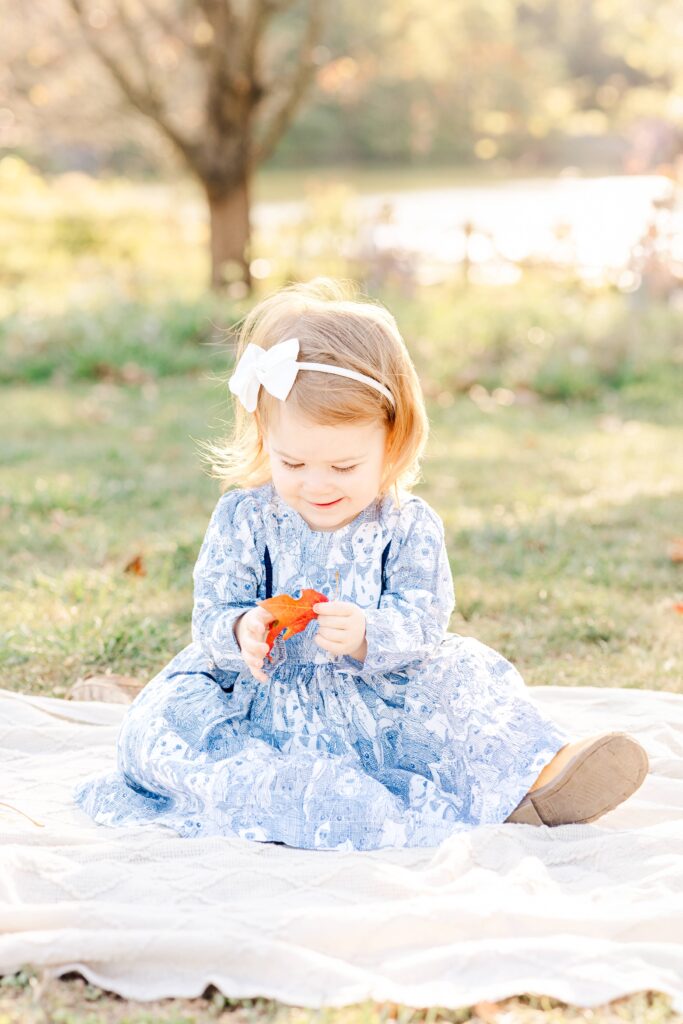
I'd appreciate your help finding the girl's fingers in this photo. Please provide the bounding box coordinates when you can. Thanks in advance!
[314,612,350,625]
[316,635,343,650]
[314,602,351,616]
[245,657,268,680]
[244,636,271,661]
[240,613,272,682]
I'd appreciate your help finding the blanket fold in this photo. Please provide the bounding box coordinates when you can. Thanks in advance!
[1,684,682,1011]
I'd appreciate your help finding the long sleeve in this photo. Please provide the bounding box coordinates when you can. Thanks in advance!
[191,489,264,671]
[339,498,455,679]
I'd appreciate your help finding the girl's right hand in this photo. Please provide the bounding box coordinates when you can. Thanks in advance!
[234,606,276,683]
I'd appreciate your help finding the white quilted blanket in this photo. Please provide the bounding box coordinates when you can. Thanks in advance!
[1,684,682,1010]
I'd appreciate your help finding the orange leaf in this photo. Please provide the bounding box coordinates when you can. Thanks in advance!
[674,602,683,615]
[668,539,683,563]
[124,553,146,576]
[258,588,328,660]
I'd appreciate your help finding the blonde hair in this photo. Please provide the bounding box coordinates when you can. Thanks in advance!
[197,278,429,505]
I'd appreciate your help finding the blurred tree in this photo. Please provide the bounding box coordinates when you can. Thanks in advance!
[2,0,681,230]
[277,0,682,168]
[60,0,326,292]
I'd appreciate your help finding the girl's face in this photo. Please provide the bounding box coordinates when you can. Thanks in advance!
[263,403,389,531]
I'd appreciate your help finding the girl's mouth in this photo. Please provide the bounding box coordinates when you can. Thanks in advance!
[310,498,342,508]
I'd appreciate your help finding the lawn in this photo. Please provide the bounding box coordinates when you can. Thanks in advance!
[2,375,682,697]
[2,173,683,1021]
[0,970,678,1024]
[2,323,683,1024]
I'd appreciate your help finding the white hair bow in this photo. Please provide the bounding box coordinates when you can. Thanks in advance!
[228,337,300,413]
[228,336,395,412]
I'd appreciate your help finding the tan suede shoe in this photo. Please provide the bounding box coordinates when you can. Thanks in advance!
[504,731,649,826]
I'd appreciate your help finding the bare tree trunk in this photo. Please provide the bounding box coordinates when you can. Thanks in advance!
[205,176,252,293]
[64,0,327,296]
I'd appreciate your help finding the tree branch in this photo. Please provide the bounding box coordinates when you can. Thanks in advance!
[66,0,200,169]
[137,0,200,56]
[242,0,270,80]
[252,0,325,168]
[196,0,234,31]
[199,0,244,125]
[112,0,164,104]
[263,0,300,11]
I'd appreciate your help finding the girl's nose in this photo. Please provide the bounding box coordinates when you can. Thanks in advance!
[304,468,335,490]
[303,476,339,501]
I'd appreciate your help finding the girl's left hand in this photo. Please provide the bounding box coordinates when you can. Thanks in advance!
[312,600,366,659]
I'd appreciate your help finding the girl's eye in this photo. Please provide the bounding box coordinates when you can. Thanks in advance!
[281,461,357,473]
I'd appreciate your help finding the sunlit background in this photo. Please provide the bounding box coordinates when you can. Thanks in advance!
[2,1,682,706]
[2,0,682,309]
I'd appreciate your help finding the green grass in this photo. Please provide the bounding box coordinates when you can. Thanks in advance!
[2,281,682,405]
[3,385,683,1018]
[0,967,680,1023]
[2,373,681,696]
[2,305,683,1020]
[2,165,683,1021]
[0,296,233,384]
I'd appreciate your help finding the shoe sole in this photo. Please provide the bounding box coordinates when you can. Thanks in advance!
[505,731,650,827]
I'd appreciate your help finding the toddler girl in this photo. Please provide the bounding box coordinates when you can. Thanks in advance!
[73,278,649,851]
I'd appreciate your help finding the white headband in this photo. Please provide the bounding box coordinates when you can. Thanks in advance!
[228,336,395,413]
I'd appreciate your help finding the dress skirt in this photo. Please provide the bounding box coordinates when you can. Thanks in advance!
[74,482,571,851]
[73,632,571,851]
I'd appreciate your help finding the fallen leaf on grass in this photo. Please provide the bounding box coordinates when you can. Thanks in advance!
[124,553,146,576]
[258,589,328,660]
[668,539,683,563]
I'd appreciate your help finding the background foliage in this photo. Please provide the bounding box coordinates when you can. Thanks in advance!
[2,0,682,175]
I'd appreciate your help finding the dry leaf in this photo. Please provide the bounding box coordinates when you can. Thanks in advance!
[124,553,146,576]
[668,539,683,564]
[258,589,328,660]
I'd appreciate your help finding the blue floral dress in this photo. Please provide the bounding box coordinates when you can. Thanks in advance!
[73,481,571,851]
